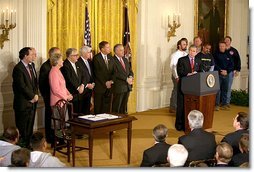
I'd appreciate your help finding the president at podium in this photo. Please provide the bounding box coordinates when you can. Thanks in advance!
[175,45,202,131]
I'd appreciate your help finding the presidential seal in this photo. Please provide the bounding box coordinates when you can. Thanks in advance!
[206,74,215,88]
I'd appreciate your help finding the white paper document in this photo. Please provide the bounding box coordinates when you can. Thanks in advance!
[78,114,119,121]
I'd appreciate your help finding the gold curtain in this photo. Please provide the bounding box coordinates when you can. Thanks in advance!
[47,0,138,113]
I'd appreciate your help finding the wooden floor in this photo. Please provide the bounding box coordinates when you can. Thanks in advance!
[45,105,249,167]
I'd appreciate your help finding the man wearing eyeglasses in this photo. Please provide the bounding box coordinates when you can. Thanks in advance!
[61,48,85,114]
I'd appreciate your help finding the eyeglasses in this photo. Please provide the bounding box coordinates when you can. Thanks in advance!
[71,54,79,56]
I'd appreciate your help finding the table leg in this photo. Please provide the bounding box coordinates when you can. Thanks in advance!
[127,122,132,164]
[89,131,93,167]
[109,131,113,159]
[72,130,76,167]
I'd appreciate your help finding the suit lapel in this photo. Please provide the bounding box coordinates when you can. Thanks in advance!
[99,53,109,70]
[66,59,79,80]
[114,56,127,73]
[20,62,33,85]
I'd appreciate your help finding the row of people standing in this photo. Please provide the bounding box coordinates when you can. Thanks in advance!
[12,41,134,147]
[169,36,241,131]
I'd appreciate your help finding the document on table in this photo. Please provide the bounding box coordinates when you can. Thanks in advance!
[78,114,119,121]
[96,113,119,119]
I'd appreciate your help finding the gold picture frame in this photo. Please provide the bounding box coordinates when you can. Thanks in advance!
[194,0,229,51]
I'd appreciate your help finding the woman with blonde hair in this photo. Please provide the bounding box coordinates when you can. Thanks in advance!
[49,53,73,106]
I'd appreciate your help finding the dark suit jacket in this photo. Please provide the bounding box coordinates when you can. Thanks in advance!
[178,128,216,161]
[39,59,51,98]
[61,59,85,101]
[229,152,249,167]
[12,61,38,111]
[177,55,202,78]
[221,129,249,155]
[112,56,134,93]
[77,57,94,95]
[140,142,171,167]
[215,164,229,167]
[92,53,114,94]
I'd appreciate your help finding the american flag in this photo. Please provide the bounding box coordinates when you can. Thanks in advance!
[84,3,91,47]
[123,5,130,47]
[123,3,131,66]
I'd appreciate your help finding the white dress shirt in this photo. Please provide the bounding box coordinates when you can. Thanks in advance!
[170,50,188,79]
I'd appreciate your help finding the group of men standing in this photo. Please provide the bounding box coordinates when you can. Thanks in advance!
[12,41,134,147]
[169,36,241,131]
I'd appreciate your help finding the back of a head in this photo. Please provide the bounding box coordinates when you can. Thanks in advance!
[30,131,45,151]
[48,47,60,58]
[167,144,188,167]
[237,112,249,129]
[11,148,30,167]
[3,126,19,143]
[188,110,204,129]
[216,142,233,164]
[239,133,249,153]
[152,124,168,142]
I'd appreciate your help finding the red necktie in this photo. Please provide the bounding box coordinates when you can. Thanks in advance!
[120,58,126,71]
[191,58,194,72]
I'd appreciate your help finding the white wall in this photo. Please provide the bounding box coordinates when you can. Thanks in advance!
[0,0,47,133]
[137,0,249,112]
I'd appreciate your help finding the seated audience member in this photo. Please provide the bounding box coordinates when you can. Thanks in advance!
[221,112,249,155]
[9,148,30,167]
[140,124,171,167]
[29,131,65,167]
[215,142,233,167]
[178,110,216,162]
[167,144,188,167]
[229,133,249,167]
[239,162,249,168]
[0,126,20,166]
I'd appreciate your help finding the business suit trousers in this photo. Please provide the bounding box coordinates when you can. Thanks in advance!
[169,75,178,110]
[175,80,185,131]
[112,92,130,114]
[94,92,112,114]
[15,106,36,148]
[216,74,229,106]
[42,96,53,143]
[81,92,92,115]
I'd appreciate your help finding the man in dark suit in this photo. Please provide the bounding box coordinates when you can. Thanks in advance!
[176,45,202,131]
[112,44,134,114]
[93,41,115,114]
[140,124,171,167]
[12,47,39,148]
[61,48,85,114]
[78,46,95,115]
[221,112,249,155]
[178,110,216,162]
[39,47,61,144]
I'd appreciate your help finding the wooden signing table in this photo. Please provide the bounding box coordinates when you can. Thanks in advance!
[68,114,137,167]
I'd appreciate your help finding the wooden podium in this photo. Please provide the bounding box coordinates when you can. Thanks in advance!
[181,71,220,133]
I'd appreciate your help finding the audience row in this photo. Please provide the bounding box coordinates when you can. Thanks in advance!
[140,110,249,167]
